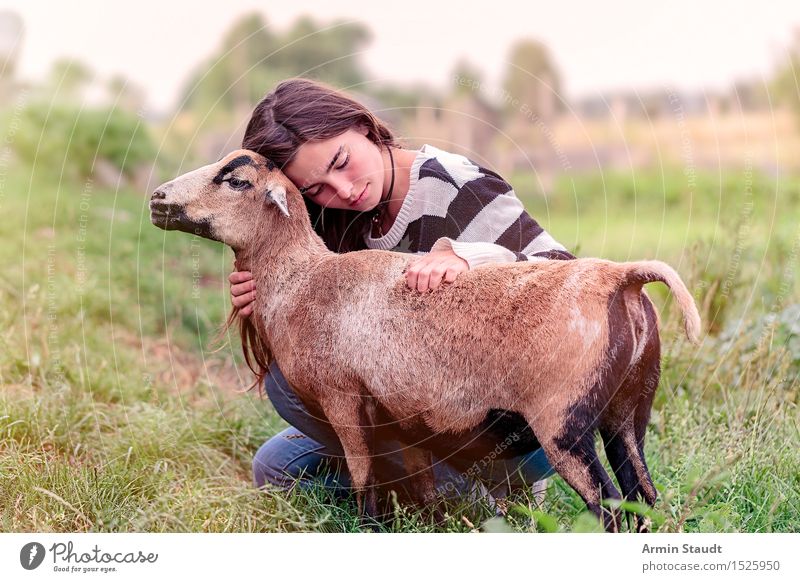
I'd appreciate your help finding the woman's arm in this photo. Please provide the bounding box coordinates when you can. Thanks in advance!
[426,166,575,268]
[404,163,575,291]
[428,231,575,268]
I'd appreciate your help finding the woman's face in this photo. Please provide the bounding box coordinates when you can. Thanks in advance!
[283,126,385,212]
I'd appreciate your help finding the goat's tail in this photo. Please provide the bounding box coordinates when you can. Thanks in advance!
[623,260,702,344]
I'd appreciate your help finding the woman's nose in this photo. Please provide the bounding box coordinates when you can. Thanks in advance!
[330,177,353,201]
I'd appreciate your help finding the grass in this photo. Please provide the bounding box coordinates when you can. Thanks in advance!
[1,158,798,532]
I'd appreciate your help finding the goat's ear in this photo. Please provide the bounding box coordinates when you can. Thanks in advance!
[265,185,290,217]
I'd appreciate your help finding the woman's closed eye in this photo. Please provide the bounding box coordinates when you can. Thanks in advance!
[305,183,323,197]
[305,152,349,197]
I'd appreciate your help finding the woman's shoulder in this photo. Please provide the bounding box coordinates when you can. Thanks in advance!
[412,144,515,209]
[414,144,510,191]
[363,145,518,252]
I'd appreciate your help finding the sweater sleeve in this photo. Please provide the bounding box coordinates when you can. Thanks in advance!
[428,167,576,267]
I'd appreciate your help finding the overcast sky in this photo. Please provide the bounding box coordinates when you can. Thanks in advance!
[4,0,800,113]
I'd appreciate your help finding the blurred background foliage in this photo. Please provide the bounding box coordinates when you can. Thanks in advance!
[178,14,372,120]
[5,10,800,187]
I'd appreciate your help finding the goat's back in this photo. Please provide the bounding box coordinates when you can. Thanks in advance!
[274,252,655,433]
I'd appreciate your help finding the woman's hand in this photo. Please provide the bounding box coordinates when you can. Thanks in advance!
[229,269,256,318]
[404,249,469,293]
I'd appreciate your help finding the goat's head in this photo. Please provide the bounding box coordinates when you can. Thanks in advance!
[150,149,295,251]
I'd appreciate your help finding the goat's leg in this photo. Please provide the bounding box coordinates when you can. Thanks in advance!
[600,291,661,532]
[626,295,662,530]
[634,293,661,449]
[632,306,660,510]
[533,421,623,532]
[324,398,379,522]
[602,363,659,533]
[400,446,444,524]
[599,367,650,532]
[610,362,660,533]
[600,419,644,532]
[621,425,657,532]
[603,415,657,533]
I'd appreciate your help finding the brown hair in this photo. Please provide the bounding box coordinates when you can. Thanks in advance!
[242,77,400,253]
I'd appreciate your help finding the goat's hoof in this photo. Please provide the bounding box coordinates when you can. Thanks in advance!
[358,514,381,532]
[637,515,653,533]
[603,512,622,533]
[420,503,446,527]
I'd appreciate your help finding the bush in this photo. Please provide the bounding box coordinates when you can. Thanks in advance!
[12,101,155,180]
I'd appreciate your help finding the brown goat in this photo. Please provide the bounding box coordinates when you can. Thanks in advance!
[150,150,701,531]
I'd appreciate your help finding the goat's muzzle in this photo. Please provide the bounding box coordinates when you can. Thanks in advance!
[149,190,214,239]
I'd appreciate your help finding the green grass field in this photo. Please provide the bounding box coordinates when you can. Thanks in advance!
[1,160,798,532]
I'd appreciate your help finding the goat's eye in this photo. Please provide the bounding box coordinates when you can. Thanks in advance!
[228,177,251,190]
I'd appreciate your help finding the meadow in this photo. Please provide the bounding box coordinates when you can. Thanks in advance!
[1,158,798,532]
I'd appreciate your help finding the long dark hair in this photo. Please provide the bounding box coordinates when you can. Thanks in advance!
[242,77,400,253]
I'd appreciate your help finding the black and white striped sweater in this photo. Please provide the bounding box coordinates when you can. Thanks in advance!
[364,144,575,266]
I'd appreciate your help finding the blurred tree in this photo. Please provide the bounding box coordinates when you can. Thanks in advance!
[275,16,370,87]
[367,81,438,122]
[501,39,562,122]
[730,79,770,112]
[0,10,23,103]
[180,12,279,118]
[48,58,93,102]
[108,75,146,113]
[451,58,485,96]
[0,10,23,82]
[772,27,800,126]
[178,12,371,120]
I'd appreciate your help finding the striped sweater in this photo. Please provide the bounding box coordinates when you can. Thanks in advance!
[364,144,575,266]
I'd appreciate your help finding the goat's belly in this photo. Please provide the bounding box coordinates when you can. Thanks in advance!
[374,404,541,461]
[369,374,540,459]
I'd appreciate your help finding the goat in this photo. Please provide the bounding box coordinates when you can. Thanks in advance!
[150,150,701,531]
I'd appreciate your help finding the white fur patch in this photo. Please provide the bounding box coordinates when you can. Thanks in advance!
[567,305,601,349]
[334,278,393,377]
[627,295,648,368]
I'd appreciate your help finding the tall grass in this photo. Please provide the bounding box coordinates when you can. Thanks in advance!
[1,159,798,532]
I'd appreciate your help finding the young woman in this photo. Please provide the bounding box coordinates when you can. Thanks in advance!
[231,77,576,507]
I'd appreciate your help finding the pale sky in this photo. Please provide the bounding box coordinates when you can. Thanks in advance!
[4,0,800,113]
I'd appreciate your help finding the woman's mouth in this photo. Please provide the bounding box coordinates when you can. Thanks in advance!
[350,183,368,207]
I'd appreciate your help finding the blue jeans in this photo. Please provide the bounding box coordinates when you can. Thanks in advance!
[252,361,554,499]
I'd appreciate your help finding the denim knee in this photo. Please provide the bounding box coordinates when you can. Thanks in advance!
[263,361,344,454]
[486,447,555,489]
[252,426,350,491]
